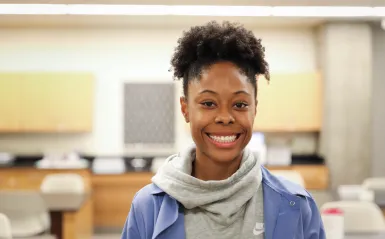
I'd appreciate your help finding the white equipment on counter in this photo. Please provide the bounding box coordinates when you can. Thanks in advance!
[247,132,267,165]
[35,152,89,169]
[266,144,292,166]
[0,153,14,165]
[92,157,126,174]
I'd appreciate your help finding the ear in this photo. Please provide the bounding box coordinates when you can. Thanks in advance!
[180,96,189,123]
[254,74,259,117]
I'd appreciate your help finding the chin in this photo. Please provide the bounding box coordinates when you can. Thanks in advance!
[206,148,244,164]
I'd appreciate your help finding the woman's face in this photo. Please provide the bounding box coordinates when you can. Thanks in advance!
[180,61,257,163]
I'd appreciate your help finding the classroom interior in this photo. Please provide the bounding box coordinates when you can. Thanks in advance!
[1,1,385,239]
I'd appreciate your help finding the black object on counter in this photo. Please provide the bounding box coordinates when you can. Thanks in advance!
[291,154,324,165]
[8,155,42,167]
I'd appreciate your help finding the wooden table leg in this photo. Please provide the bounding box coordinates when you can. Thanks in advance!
[50,211,63,239]
[49,197,93,239]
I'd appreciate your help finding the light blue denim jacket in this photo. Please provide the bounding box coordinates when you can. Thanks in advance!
[121,166,325,239]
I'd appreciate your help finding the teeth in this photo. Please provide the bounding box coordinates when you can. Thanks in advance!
[209,135,237,143]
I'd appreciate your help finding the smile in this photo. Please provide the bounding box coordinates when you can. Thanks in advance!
[205,133,242,148]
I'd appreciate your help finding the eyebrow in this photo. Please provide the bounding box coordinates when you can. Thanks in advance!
[198,89,251,96]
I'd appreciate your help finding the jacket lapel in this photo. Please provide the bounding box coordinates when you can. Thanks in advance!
[263,183,281,239]
[263,181,301,239]
[152,195,180,239]
[272,194,301,239]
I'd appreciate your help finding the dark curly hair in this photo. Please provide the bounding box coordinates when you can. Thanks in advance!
[170,21,269,98]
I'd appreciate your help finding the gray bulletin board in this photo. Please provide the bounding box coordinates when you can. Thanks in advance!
[123,83,175,145]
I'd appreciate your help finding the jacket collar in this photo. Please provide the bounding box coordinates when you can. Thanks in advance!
[150,166,309,198]
[149,183,164,195]
[149,166,308,239]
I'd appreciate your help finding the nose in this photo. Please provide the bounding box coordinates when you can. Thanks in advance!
[214,109,235,125]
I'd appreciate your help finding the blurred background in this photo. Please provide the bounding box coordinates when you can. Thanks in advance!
[0,1,385,239]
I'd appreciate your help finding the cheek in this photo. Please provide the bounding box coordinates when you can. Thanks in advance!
[238,111,256,129]
[190,115,208,133]
[189,105,211,123]
[189,108,205,132]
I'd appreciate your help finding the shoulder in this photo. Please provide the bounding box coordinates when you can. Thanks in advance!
[122,184,164,239]
[128,184,165,229]
[132,183,164,209]
[260,167,319,219]
[261,167,325,236]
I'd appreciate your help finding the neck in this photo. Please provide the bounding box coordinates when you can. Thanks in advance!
[192,150,243,181]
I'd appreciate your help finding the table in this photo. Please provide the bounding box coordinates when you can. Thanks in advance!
[345,233,385,239]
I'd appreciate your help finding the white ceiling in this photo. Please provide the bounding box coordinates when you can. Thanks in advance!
[0,0,383,28]
[1,0,385,6]
[0,15,329,28]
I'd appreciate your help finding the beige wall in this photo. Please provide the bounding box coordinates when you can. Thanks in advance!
[318,23,372,189]
[371,23,385,177]
[0,27,318,155]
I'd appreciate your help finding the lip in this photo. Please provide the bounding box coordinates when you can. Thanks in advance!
[206,132,242,136]
[205,133,242,149]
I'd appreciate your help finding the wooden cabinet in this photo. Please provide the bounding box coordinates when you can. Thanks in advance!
[0,72,94,132]
[266,165,329,190]
[20,73,94,132]
[254,72,322,132]
[20,74,54,132]
[0,168,92,191]
[291,165,329,190]
[0,74,22,132]
[92,173,153,228]
[0,166,328,230]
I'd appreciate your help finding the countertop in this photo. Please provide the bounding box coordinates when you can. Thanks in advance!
[0,153,325,173]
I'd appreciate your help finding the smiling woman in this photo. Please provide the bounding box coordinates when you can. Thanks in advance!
[121,21,325,239]
[172,21,269,181]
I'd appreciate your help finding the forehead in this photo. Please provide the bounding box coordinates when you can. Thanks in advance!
[189,62,253,94]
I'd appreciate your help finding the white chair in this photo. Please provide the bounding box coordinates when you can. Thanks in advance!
[40,173,87,210]
[321,201,385,233]
[358,189,375,202]
[362,178,385,204]
[270,170,305,187]
[0,213,12,239]
[0,191,50,237]
[362,177,385,190]
[337,185,365,201]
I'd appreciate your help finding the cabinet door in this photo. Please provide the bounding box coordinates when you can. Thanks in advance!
[50,73,94,132]
[254,73,322,132]
[0,73,22,132]
[20,73,94,132]
[20,73,55,132]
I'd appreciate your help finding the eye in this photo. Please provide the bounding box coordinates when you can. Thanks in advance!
[201,101,216,108]
[234,102,248,109]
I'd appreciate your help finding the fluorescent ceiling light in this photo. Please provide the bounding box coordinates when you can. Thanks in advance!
[272,7,374,17]
[0,4,68,15]
[0,4,384,17]
[68,5,169,16]
[68,5,272,16]
[373,7,385,17]
[166,6,271,16]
